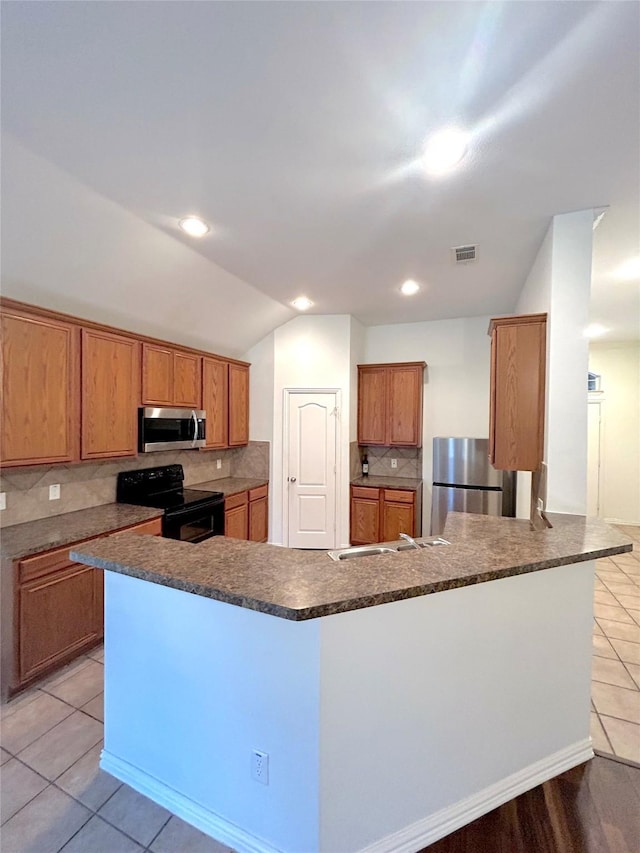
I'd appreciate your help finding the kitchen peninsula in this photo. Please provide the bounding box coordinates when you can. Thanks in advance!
[71,514,631,853]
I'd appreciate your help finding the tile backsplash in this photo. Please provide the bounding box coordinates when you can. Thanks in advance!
[350,442,422,479]
[0,442,269,528]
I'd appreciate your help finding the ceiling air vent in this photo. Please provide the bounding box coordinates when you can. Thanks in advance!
[452,244,477,264]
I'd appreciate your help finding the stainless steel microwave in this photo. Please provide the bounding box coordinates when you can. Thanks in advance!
[138,407,206,453]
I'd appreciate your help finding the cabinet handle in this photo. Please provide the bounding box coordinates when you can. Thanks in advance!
[289,477,297,483]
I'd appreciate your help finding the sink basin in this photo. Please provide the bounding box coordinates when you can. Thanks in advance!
[327,546,397,561]
[327,538,450,561]
[396,537,450,551]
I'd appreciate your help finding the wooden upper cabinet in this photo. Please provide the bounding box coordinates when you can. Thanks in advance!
[387,364,424,446]
[1,309,79,466]
[142,345,201,408]
[489,313,547,472]
[81,329,139,459]
[202,357,229,448]
[142,344,173,406]
[174,352,201,408]
[357,367,387,444]
[228,363,249,447]
[357,362,425,447]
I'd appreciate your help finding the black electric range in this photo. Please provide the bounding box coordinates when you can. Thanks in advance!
[117,465,224,543]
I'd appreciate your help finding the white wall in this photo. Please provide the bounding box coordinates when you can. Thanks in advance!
[103,560,594,852]
[589,342,640,524]
[364,316,493,530]
[516,209,593,517]
[245,333,275,444]
[1,133,293,358]
[270,315,354,547]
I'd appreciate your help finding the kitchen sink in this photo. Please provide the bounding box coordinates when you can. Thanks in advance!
[328,545,398,561]
[396,537,450,551]
[327,538,450,561]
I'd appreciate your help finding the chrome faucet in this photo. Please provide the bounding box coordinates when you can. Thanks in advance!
[399,533,420,550]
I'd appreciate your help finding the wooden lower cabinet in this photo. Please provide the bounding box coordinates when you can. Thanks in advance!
[350,487,381,545]
[225,492,249,539]
[224,485,269,542]
[12,517,162,694]
[381,490,415,542]
[350,485,420,545]
[248,485,268,543]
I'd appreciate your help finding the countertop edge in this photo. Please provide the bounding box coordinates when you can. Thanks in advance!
[69,537,632,622]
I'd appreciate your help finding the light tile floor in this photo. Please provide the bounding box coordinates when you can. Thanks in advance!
[1,526,638,851]
[590,524,640,765]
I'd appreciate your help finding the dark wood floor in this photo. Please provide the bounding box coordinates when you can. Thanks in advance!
[423,757,640,853]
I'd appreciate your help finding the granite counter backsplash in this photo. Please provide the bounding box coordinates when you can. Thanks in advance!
[0,441,269,528]
[71,512,632,622]
[1,504,164,561]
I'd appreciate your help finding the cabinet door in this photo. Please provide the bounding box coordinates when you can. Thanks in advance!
[1,310,79,466]
[17,564,101,685]
[357,366,387,445]
[202,357,229,448]
[249,496,269,542]
[81,329,139,459]
[225,503,249,539]
[174,352,201,408]
[381,499,415,542]
[490,315,546,471]
[350,487,380,545]
[228,363,249,446]
[142,344,174,406]
[387,364,424,447]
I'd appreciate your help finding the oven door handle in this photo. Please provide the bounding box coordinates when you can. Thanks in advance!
[191,410,198,447]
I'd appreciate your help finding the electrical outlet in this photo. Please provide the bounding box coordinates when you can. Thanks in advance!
[216,459,222,470]
[0,492,6,511]
[391,459,398,469]
[49,484,61,501]
[251,749,269,785]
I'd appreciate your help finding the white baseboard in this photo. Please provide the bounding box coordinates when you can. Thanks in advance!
[603,517,640,527]
[359,739,593,853]
[102,739,593,853]
[100,751,279,853]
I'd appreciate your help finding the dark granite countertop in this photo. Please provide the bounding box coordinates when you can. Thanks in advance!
[70,512,632,621]
[350,476,422,490]
[1,504,164,561]
[190,477,268,497]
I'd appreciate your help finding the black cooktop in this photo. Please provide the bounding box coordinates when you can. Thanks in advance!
[117,465,223,512]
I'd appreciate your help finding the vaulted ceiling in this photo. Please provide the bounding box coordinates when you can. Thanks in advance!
[2,1,638,342]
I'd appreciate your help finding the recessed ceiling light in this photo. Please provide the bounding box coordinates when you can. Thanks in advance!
[422,127,470,176]
[584,324,609,339]
[400,279,420,296]
[614,256,640,280]
[292,296,313,311]
[179,216,210,238]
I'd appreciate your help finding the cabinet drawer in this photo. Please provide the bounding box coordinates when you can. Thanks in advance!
[19,545,82,584]
[249,484,268,502]
[383,489,414,504]
[18,517,163,583]
[352,486,380,500]
[225,491,248,511]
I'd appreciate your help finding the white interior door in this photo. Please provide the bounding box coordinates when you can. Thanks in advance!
[587,400,602,517]
[286,391,338,549]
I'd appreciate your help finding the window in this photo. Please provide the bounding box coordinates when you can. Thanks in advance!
[588,372,601,392]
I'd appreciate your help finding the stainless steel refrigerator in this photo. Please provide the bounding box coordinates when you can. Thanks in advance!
[430,437,516,535]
